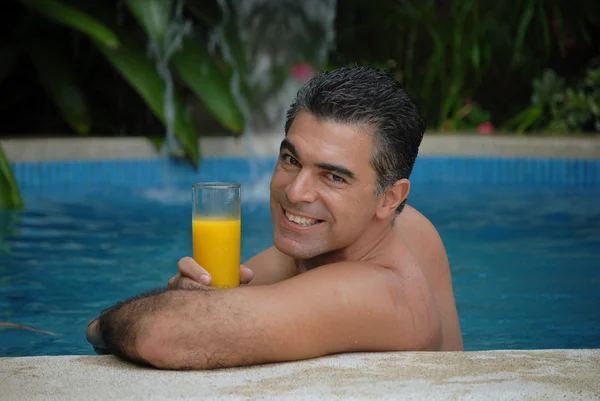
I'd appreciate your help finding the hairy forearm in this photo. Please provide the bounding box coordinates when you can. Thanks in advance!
[96,288,176,364]
[98,287,266,370]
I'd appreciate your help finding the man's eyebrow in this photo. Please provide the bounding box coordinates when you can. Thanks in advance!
[279,138,298,157]
[315,162,356,180]
[280,138,356,180]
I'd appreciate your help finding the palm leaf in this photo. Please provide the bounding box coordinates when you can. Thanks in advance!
[19,0,120,49]
[125,0,172,49]
[93,35,199,165]
[173,37,244,134]
[0,144,23,210]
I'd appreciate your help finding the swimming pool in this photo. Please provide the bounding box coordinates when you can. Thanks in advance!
[1,156,599,356]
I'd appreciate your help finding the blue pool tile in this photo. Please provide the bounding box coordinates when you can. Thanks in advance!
[9,156,600,190]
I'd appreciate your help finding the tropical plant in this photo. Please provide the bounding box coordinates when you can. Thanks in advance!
[503,66,600,134]
[331,0,600,130]
[0,0,243,209]
[0,145,23,209]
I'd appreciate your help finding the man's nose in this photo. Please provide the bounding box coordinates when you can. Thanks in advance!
[286,171,318,204]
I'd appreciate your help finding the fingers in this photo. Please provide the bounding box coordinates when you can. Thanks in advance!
[240,264,254,285]
[178,257,211,285]
[173,257,254,288]
[167,273,181,289]
[86,319,107,352]
[179,277,210,290]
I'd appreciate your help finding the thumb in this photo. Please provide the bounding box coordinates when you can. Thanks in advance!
[240,264,254,284]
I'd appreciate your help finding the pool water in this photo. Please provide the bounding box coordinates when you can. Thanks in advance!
[1,180,599,356]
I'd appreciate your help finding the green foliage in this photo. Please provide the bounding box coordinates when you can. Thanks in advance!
[125,0,173,50]
[0,0,244,208]
[0,144,23,210]
[2,0,599,208]
[504,67,600,134]
[331,0,599,131]
[19,0,120,49]
[172,37,244,134]
[439,99,492,132]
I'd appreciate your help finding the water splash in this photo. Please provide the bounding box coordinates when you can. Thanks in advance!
[143,171,273,206]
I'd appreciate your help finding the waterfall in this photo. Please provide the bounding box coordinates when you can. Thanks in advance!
[211,0,337,156]
[143,0,338,204]
[144,0,192,159]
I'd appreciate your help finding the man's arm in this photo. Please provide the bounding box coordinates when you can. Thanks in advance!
[242,246,297,286]
[92,262,441,370]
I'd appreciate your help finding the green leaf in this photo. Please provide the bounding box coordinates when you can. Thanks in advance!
[516,106,543,132]
[27,44,91,134]
[0,45,21,85]
[172,37,244,134]
[502,105,544,133]
[513,0,535,65]
[0,144,23,210]
[471,44,480,72]
[547,118,570,133]
[93,35,199,165]
[19,0,120,49]
[537,2,551,60]
[125,0,172,49]
[585,68,600,88]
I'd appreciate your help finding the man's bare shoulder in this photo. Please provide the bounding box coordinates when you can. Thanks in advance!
[395,205,463,351]
[395,205,448,264]
[398,205,441,237]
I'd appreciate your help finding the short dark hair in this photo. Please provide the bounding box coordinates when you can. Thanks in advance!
[284,66,426,213]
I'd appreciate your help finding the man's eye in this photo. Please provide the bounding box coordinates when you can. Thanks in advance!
[282,154,299,166]
[326,173,345,183]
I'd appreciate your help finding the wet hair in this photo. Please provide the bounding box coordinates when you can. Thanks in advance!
[284,66,426,213]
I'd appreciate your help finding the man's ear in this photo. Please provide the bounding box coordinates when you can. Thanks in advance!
[376,178,410,220]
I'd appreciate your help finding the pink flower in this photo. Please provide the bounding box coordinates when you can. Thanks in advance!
[477,122,494,135]
[290,63,314,81]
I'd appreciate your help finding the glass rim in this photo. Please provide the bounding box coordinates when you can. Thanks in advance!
[192,182,240,189]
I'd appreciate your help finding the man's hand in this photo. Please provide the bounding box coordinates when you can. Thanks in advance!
[167,257,254,290]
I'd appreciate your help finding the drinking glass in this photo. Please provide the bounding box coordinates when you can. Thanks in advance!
[192,182,241,289]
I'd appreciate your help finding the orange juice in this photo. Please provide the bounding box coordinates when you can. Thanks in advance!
[192,218,241,289]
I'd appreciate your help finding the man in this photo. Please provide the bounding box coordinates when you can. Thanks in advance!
[86,66,463,370]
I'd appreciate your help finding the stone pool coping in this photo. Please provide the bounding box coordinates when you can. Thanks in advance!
[2,134,600,161]
[1,349,599,400]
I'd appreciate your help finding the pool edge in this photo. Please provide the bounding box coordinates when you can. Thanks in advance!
[2,135,600,162]
[2,349,598,400]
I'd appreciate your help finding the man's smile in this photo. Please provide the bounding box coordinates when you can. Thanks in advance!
[280,206,324,229]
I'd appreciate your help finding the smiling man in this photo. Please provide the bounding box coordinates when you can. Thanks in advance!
[86,66,463,369]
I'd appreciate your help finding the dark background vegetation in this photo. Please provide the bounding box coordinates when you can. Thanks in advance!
[1,0,599,140]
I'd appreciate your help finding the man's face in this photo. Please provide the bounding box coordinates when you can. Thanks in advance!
[269,111,382,260]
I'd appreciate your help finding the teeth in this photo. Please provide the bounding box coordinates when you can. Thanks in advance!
[285,211,319,226]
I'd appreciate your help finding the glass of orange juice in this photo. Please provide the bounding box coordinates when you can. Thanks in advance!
[192,182,241,289]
